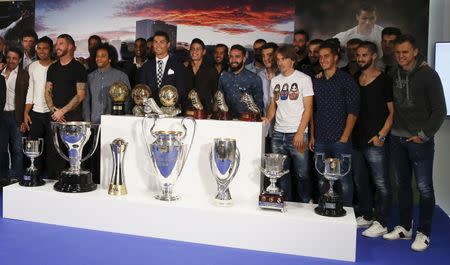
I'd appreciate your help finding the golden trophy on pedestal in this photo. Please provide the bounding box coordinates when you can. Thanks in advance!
[109,81,129,115]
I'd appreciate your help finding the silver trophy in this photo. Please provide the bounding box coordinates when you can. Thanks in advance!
[51,122,100,193]
[209,138,240,206]
[108,138,128,196]
[142,116,196,201]
[259,153,289,212]
[314,153,351,217]
[20,137,45,186]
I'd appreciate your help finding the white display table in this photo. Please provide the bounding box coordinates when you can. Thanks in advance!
[3,115,356,262]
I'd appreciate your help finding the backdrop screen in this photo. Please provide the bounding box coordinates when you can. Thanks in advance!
[435,42,450,116]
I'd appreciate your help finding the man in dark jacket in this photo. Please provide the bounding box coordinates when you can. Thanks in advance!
[383,35,446,252]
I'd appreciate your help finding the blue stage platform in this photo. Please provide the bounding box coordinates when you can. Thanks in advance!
[1,191,449,265]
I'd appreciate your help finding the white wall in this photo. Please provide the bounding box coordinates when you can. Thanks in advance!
[428,0,450,214]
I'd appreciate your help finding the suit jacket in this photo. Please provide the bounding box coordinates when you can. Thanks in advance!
[139,55,186,107]
[12,69,29,123]
[0,75,6,112]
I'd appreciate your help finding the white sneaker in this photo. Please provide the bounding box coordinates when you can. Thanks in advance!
[362,221,388,238]
[411,232,430,251]
[356,216,373,228]
[383,225,412,240]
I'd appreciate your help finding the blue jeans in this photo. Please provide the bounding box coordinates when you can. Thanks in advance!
[352,146,391,226]
[0,111,23,179]
[390,135,435,236]
[315,140,353,207]
[271,131,310,202]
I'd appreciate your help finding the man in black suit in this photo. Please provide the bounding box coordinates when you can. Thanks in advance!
[139,31,186,108]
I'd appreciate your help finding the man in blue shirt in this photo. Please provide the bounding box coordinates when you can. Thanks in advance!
[219,44,263,119]
[311,40,360,207]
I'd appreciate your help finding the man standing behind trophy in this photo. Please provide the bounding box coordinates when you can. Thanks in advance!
[310,40,360,207]
[139,31,186,109]
[219,44,263,120]
[262,46,314,202]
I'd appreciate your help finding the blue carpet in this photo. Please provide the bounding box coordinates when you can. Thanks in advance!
[1,191,449,265]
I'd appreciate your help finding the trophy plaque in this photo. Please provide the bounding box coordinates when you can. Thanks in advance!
[131,84,151,117]
[239,91,261,122]
[108,138,128,196]
[211,90,231,120]
[109,81,129,115]
[185,89,207,119]
[259,153,289,212]
[20,137,45,187]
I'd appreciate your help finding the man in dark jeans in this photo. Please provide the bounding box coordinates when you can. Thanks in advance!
[383,35,446,252]
[311,40,360,207]
[351,41,394,237]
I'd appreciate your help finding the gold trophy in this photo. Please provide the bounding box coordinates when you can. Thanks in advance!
[131,84,151,116]
[109,81,129,115]
[185,89,206,119]
[211,90,231,120]
[239,92,261,122]
[159,85,181,117]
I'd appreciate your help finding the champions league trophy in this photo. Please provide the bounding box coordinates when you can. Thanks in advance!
[209,138,240,206]
[20,137,45,186]
[109,81,129,115]
[142,116,196,201]
[51,122,100,193]
[239,90,261,122]
[131,84,151,117]
[259,153,289,212]
[108,138,128,196]
[211,90,231,120]
[185,89,206,119]
[314,153,351,217]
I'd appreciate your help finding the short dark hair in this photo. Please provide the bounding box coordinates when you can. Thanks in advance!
[153,31,170,42]
[394,34,418,49]
[147,37,153,42]
[261,42,279,52]
[190,38,205,50]
[88,35,102,44]
[135,38,146,44]
[347,38,363,47]
[22,29,38,41]
[215,43,228,53]
[294,29,310,42]
[358,41,378,55]
[275,45,298,62]
[382,27,402,38]
[230,44,246,56]
[254,39,267,46]
[7,47,23,59]
[57,34,75,46]
[95,42,119,67]
[36,36,53,50]
[319,39,340,56]
[357,2,376,15]
[309,39,324,46]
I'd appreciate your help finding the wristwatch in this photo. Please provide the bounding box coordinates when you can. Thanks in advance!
[378,134,386,142]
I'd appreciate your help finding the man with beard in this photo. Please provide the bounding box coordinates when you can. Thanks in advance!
[351,41,393,238]
[293,29,311,71]
[213,44,229,76]
[342,38,363,76]
[245,39,266,74]
[78,35,101,73]
[376,27,402,73]
[301,39,323,77]
[219,44,263,119]
[20,30,38,70]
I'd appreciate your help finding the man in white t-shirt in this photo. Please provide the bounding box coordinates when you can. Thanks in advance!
[262,45,314,202]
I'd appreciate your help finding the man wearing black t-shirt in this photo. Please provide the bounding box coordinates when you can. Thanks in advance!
[45,34,87,122]
[352,41,394,238]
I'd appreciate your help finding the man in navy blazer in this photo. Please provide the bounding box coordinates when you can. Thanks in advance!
[139,31,186,108]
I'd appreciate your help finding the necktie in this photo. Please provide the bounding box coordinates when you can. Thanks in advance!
[157,60,163,88]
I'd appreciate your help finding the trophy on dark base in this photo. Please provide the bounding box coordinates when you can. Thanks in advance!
[109,81,129,115]
[239,91,261,122]
[259,153,289,212]
[131,84,151,117]
[185,89,207,119]
[211,90,232,120]
[51,122,100,193]
[20,137,45,187]
[159,85,181,117]
[314,153,351,217]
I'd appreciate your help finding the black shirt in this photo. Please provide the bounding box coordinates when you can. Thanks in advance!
[47,59,87,121]
[353,72,393,149]
[184,62,218,115]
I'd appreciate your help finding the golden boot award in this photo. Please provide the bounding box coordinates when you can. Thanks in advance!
[211,90,231,120]
[185,89,206,119]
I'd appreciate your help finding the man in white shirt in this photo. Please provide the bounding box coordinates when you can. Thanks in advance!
[262,45,314,202]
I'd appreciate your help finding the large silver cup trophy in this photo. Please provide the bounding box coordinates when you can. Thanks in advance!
[314,153,351,217]
[20,137,45,186]
[259,153,289,212]
[209,138,240,207]
[51,122,100,193]
[142,116,196,201]
[108,138,128,196]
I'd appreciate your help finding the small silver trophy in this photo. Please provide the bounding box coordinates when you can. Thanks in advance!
[142,116,196,201]
[108,138,128,196]
[210,138,240,206]
[259,153,289,212]
[20,137,45,187]
[314,153,351,217]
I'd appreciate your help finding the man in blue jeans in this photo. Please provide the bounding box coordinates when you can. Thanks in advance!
[310,40,360,207]
[262,45,314,202]
[351,41,394,237]
[383,35,446,251]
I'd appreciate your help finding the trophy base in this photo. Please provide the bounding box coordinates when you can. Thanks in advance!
[214,198,233,207]
[258,192,285,212]
[239,112,261,122]
[154,193,180,201]
[185,109,207,119]
[54,171,97,193]
[112,103,126,115]
[108,184,128,196]
[314,193,346,217]
[211,110,232,120]
[20,170,45,187]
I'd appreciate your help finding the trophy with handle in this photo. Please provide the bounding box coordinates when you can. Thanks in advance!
[108,138,128,196]
[20,137,45,187]
[259,153,289,212]
[210,138,240,206]
[314,153,351,217]
[142,116,196,201]
[51,121,100,193]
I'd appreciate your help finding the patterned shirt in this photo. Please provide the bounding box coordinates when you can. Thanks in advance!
[219,68,264,118]
[313,69,360,142]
